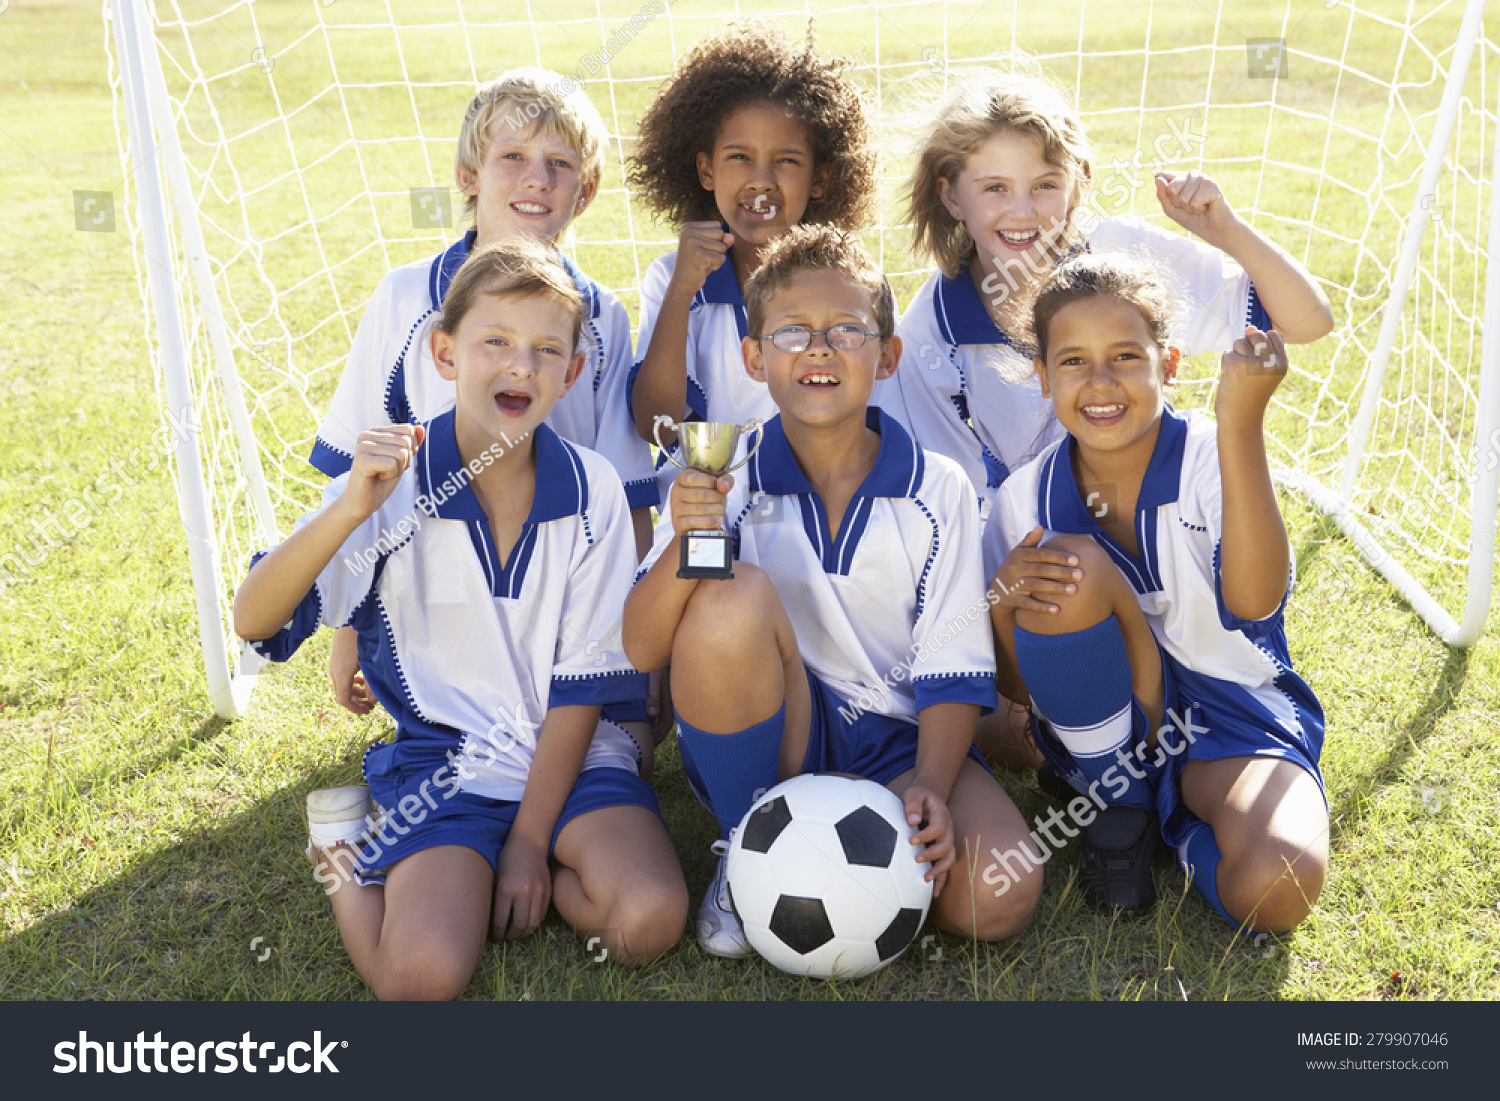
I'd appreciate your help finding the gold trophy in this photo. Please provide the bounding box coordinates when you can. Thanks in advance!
[653,415,764,579]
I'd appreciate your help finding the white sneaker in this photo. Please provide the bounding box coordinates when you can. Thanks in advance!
[696,839,750,959]
[305,785,373,856]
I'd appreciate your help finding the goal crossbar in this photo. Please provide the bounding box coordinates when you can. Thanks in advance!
[107,0,1500,719]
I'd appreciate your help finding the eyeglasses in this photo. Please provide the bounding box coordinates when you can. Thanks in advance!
[758,324,882,353]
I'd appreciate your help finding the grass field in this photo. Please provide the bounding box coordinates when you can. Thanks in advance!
[0,0,1497,1001]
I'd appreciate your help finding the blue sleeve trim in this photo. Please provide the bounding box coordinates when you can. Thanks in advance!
[244,550,324,662]
[549,669,649,708]
[912,672,996,716]
[625,360,644,421]
[601,700,648,724]
[625,360,708,424]
[624,477,661,510]
[1246,282,1273,331]
[308,438,352,478]
[1213,540,1288,641]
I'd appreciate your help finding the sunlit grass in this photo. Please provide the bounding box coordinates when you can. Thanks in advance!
[0,0,1496,1000]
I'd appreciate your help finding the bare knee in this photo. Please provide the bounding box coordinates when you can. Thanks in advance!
[1219,844,1327,934]
[674,563,778,662]
[938,846,1043,941]
[1014,535,1124,636]
[596,880,689,966]
[369,946,476,1001]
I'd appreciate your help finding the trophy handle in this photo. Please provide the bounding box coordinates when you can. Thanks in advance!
[652,415,691,471]
[721,419,764,475]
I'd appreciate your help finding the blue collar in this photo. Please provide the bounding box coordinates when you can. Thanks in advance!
[428,229,598,318]
[416,409,588,524]
[429,229,477,312]
[748,407,926,499]
[934,266,1006,346]
[699,251,746,306]
[1038,405,1189,533]
[555,249,599,317]
[933,249,1087,348]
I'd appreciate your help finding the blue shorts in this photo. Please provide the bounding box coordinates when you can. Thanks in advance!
[349,764,662,887]
[680,668,985,809]
[1154,654,1326,852]
[1030,646,1325,853]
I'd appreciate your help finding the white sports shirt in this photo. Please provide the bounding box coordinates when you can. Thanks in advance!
[631,250,768,429]
[985,406,1315,741]
[640,409,996,723]
[253,412,644,801]
[632,249,907,500]
[886,216,1273,519]
[311,230,659,510]
[631,249,909,428]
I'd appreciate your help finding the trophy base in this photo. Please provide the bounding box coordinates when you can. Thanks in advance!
[678,530,735,580]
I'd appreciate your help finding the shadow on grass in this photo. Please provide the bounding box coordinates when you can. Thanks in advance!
[0,746,376,1000]
[0,714,234,841]
[0,722,1303,1001]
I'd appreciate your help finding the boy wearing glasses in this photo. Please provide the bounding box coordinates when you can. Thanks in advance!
[623,226,1041,959]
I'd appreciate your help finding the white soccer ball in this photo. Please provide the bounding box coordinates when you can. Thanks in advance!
[725,773,933,979]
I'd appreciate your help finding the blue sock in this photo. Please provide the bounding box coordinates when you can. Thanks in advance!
[1014,615,1152,809]
[1180,824,1233,925]
[676,706,785,839]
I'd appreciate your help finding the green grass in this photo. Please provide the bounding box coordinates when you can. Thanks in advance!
[1,0,1498,1001]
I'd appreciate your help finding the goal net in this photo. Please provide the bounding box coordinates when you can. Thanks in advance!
[106,0,1500,717]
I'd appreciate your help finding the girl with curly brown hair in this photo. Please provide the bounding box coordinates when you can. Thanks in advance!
[625,19,879,449]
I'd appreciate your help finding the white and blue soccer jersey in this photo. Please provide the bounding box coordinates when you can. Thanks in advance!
[631,250,768,430]
[632,249,907,501]
[310,229,659,510]
[631,251,772,506]
[252,411,646,802]
[886,215,1275,520]
[985,406,1324,838]
[640,409,996,723]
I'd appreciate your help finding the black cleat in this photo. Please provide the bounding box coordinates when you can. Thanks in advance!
[1034,762,1078,805]
[1077,804,1158,914]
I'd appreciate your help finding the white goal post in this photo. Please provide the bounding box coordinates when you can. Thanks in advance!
[106,0,1500,719]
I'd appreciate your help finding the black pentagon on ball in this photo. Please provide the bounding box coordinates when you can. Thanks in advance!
[769,895,835,955]
[875,907,925,962]
[740,795,793,853]
[835,805,898,867]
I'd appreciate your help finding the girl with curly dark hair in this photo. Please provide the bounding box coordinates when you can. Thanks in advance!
[625,19,878,444]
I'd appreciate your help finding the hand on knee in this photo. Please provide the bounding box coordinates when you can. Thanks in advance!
[1014,536,1123,637]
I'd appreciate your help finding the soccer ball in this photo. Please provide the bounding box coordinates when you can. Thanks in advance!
[725,773,933,979]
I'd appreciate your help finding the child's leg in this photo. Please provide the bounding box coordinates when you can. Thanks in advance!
[973,699,1044,771]
[314,844,493,1001]
[888,757,1044,941]
[553,804,689,965]
[1179,756,1328,933]
[669,563,812,836]
[998,534,1164,805]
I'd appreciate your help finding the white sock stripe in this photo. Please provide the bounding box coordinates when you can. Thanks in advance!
[1043,703,1133,758]
[308,816,371,848]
